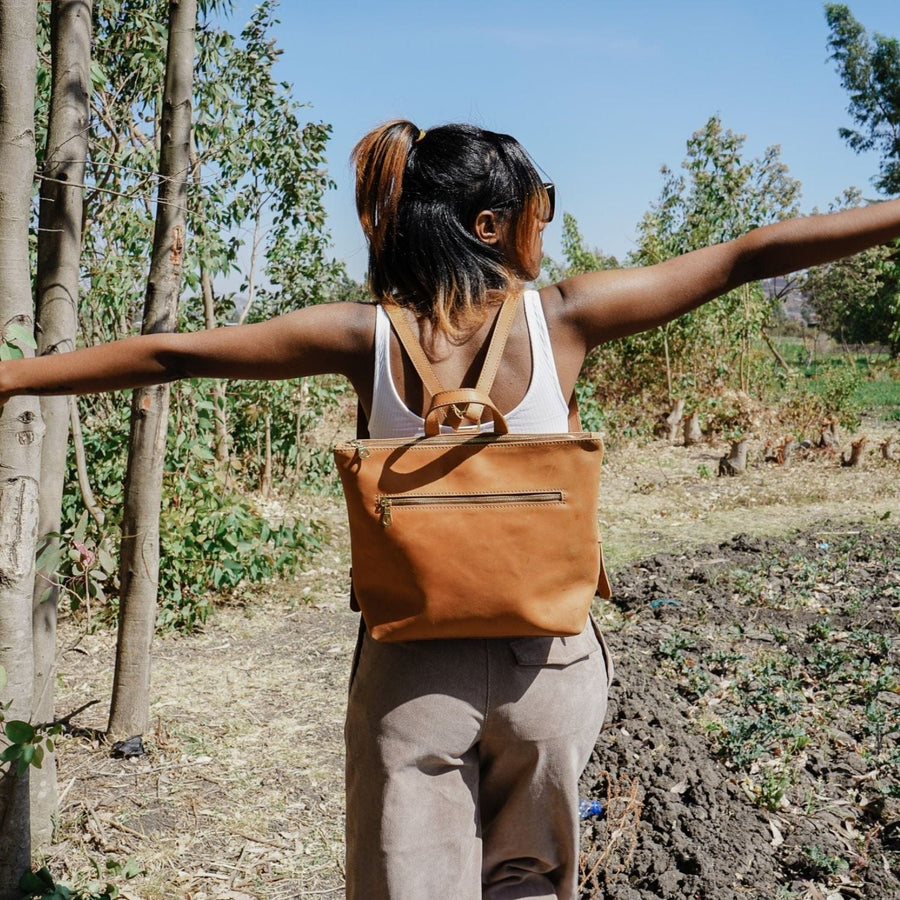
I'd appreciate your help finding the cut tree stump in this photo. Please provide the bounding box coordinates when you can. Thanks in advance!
[841,435,868,468]
[765,436,797,466]
[683,412,703,446]
[881,436,898,461]
[654,398,685,443]
[718,438,749,476]
[818,417,841,452]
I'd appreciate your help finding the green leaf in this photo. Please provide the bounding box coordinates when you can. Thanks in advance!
[122,858,143,879]
[36,540,64,574]
[0,744,24,762]
[73,510,89,545]
[19,867,53,890]
[5,322,37,349]
[6,720,36,744]
[98,546,117,574]
[0,342,23,361]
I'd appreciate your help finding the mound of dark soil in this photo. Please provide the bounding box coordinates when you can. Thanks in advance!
[580,524,900,899]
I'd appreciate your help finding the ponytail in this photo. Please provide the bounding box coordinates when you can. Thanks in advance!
[352,120,418,266]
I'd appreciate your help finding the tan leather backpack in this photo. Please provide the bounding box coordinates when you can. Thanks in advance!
[333,294,610,642]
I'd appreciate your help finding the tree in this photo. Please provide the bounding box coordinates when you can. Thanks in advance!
[825,3,900,196]
[30,0,94,845]
[0,0,41,892]
[107,0,197,741]
[803,193,900,355]
[822,6,900,354]
[541,212,618,282]
[628,115,801,397]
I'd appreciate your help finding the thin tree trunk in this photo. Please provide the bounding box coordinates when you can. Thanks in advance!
[69,398,105,527]
[662,324,673,401]
[260,409,272,498]
[237,189,263,326]
[760,327,795,376]
[0,0,41,892]
[189,145,229,463]
[30,0,93,846]
[200,268,229,462]
[108,0,196,741]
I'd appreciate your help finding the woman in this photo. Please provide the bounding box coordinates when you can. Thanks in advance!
[3,120,900,899]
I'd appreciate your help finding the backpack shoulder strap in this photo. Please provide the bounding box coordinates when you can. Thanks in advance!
[381,303,446,399]
[473,293,521,396]
[382,296,522,429]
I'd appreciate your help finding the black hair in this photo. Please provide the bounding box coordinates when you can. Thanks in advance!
[352,120,549,335]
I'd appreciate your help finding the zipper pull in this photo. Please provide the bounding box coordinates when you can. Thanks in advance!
[379,497,393,527]
[349,439,371,460]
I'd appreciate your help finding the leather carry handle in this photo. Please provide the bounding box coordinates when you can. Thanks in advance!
[423,389,509,437]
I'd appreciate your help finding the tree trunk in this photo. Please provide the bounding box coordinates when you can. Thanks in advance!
[718,438,749,476]
[200,268,229,463]
[30,0,93,846]
[259,409,272,498]
[189,145,229,464]
[108,0,196,741]
[70,398,105,527]
[841,435,868,468]
[0,0,41,892]
[683,411,702,446]
[662,324,673,402]
[663,398,684,444]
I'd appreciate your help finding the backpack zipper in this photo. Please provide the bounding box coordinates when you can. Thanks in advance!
[377,490,564,527]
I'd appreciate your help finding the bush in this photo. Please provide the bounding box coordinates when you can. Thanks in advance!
[58,377,331,632]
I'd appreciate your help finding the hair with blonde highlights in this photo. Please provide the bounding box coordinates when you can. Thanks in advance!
[351,120,549,335]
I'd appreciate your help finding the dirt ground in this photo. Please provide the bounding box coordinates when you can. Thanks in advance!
[38,422,900,899]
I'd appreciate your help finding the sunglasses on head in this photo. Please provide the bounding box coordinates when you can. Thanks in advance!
[491,182,556,224]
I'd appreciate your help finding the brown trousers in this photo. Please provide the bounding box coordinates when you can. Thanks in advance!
[344,618,613,899]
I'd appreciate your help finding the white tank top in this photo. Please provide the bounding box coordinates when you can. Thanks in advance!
[368,289,570,439]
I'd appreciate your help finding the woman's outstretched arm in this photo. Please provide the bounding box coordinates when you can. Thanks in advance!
[0,301,372,405]
[549,197,900,352]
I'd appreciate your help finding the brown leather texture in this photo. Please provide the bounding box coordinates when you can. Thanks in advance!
[334,431,604,641]
[333,295,607,642]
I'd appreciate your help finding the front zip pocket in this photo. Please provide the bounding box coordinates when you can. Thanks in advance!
[376,490,564,527]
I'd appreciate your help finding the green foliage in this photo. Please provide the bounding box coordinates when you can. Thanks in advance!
[20,859,141,899]
[0,317,38,360]
[803,190,900,357]
[798,845,849,880]
[157,460,321,631]
[59,376,333,633]
[188,0,343,320]
[0,667,62,777]
[825,4,900,195]
[627,115,800,398]
[812,361,863,428]
[544,117,803,438]
[541,212,618,282]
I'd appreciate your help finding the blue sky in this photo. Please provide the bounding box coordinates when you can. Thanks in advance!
[225,0,898,280]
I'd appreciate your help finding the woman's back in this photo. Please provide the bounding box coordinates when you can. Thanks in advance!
[366,290,570,438]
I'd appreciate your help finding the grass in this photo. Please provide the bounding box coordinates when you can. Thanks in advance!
[767,333,900,417]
